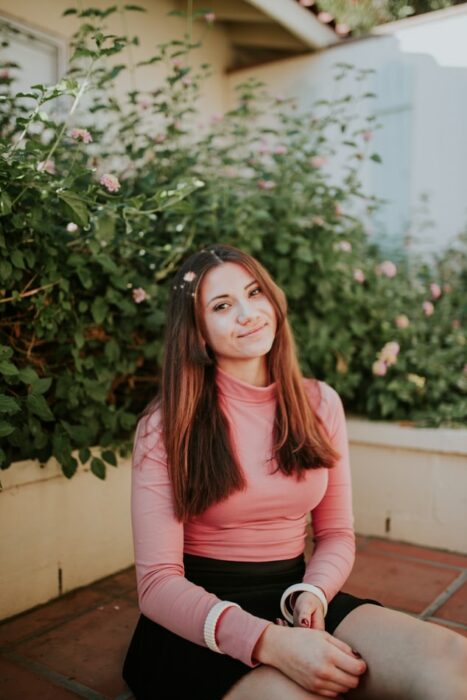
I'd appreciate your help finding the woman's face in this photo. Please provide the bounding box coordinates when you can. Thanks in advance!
[199,262,277,368]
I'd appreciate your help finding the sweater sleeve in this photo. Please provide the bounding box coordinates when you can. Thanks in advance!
[131,411,271,667]
[303,383,356,602]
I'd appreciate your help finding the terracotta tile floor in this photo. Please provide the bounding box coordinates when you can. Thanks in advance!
[1,536,466,699]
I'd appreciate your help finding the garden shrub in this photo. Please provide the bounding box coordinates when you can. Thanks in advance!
[0,4,465,478]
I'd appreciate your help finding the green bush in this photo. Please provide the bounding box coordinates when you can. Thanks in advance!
[1,5,465,478]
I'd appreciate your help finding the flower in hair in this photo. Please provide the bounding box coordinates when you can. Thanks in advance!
[183,271,196,282]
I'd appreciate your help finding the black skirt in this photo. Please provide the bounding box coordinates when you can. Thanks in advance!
[122,554,381,700]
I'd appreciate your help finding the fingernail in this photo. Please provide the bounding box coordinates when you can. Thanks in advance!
[301,618,309,627]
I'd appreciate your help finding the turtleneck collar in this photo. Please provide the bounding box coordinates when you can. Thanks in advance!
[215,365,276,404]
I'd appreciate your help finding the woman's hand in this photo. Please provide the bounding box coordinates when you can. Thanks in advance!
[254,624,366,697]
[293,591,325,630]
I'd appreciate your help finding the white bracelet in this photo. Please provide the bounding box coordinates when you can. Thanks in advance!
[203,601,240,654]
[280,583,328,624]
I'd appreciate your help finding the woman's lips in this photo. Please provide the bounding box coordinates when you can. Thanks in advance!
[238,323,266,338]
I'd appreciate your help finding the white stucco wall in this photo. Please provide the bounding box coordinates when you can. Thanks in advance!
[1,421,465,621]
[0,0,231,121]
[226,7,467,258]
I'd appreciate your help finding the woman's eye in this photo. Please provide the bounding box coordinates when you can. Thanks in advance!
[213,302,229,312]
[213,287,262,311]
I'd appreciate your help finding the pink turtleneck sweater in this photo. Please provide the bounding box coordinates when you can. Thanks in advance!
[131,368,355,667]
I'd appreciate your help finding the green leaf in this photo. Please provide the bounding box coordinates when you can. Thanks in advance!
[124,4,146,10]
[79,447,91,464]
[61,420,95,445]
[370,153,382,164]
[0,192,12,216]
[11,250,25,269]
[24,250,36,267]
[0,394,21,415]
[53,432,78,477]
[101,449,117,466]
[76,266,93,289]
[18,367,39,385]
[57,190,89,227]
[0,420,15,437]
[0,360,18,377]
[94,214,116,243]
[0,260,12,280]
[31,377,53,394]
[104,338,120,362]
[26,393,54,421]
[91,456,106,479]
[91,297,108,324]
[95,253,119,274]
[0,345,13,360]
[119,412,137,430]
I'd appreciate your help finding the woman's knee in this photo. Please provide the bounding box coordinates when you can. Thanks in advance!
[223,665,337,700]
[417,625,467,700]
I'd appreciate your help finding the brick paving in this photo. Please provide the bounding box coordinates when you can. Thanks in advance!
[1,536,466,699]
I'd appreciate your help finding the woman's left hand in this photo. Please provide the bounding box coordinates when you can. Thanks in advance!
[293,592,326,630]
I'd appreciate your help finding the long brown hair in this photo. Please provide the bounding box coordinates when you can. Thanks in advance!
[138,244,339,521]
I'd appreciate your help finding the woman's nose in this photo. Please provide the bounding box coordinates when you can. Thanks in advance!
[237,305,259,325]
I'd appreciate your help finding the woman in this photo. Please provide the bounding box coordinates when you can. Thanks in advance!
[122,244,467,699]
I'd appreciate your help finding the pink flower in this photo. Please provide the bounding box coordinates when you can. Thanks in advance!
[380,341,400,366]
[183,271,196,282]
[274,93,286,103]
[274,145,287,155]
[70,128,92,144]
[395,314,410,329]
[223,166,238,178]
[154,134,166,144]
[299,0,314,5]
[377,260,397,278]
[317,11,334,22]
[362,130,373,142]
[422,301,434,316]
[210,113,223,125]
[66,222,78,233]
[337,240,352,252]
[172,59,183,70]
[372,360,387,377]
[430,283,442,299]
[132,287,149,303]
[258,180,276,190]
[181,76,192,87]
[37,160,56,175]
[335,23,350,35]
[0,69,9,80]
[407,373,426,389]
[204,12,215,23]
[312,216,325,227]
[258,141,270,155]
[353,269,365,283]
[310,155,327,168]
[100,173,121,193]
[138,98,151,110]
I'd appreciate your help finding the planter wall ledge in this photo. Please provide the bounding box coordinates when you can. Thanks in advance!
[1,419,466,621]
[347,417,467,558]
